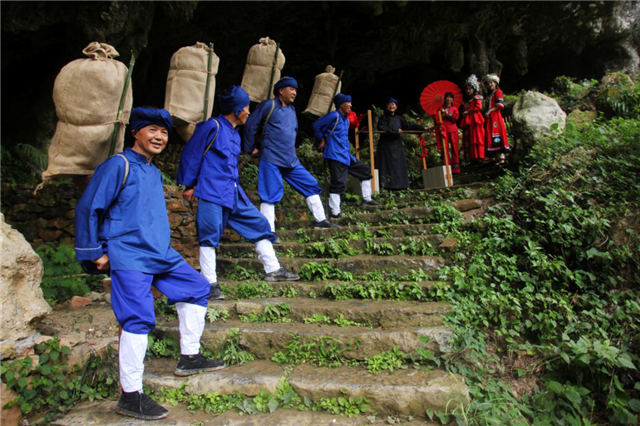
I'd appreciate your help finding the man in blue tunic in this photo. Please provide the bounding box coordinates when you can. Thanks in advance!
[178,86,299,301]
[75,107,224,420]
[243,77,336,233]
[312,93,381,218]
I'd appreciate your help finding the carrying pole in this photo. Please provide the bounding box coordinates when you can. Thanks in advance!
[267,42,280,99]
[437,110,453,186]
[367,110,376,192]
[203,42,214,120]
[108,52,135,157]
[327,70,344,114]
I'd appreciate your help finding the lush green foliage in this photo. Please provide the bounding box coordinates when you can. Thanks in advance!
[1,338,118,419]
[272,334,360,367]
[36,245,102,305]
[239,303,292,323]
[429,116,640,424]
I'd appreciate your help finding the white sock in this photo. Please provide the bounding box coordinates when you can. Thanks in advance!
[199,246,217,284]
[361,180,372,201]
[305,194,327,222]
[329,193,341,216]
[119,330,148,393]
[255,239,280,273]
[260,202,276,232]
[176,303,206,355]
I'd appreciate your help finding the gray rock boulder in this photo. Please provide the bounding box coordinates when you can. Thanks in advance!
[0,213,51,342]
[511,91,567,159]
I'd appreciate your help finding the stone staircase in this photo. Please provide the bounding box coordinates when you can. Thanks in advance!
[54,184,492,425]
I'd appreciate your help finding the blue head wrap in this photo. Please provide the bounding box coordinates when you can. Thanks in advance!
[218,85,250,116]
[385,97,399,106]
[129,107,173,131]
[274,77,298,94]
[334,93,352,108]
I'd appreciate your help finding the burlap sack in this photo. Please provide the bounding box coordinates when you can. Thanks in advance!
[303,65,342,120]
[165,42,219,130]
[42,42,132,182]
[241,37,286,103]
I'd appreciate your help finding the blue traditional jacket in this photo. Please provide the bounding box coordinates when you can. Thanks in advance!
[177,115,250,209]
[75,148,185,273]
[312,110,356,166]
[242,99,300,168]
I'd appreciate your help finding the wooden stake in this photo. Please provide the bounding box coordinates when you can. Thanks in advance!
[355,125,360,160]
[367,110,375,192]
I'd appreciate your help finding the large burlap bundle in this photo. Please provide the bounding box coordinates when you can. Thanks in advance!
[42,42,132,182]
[165,42,219,128]
[241,37,286,103]
[303,65,342,120]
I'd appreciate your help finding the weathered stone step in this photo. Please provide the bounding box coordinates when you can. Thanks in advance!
[218,235,443,258]
[157,319,453,358]
[275,222,435,242]
[142,358,468,418]
[278,206,436,230]
[207,297,450,328]
[218,255,444,279]
[218,279,441,299]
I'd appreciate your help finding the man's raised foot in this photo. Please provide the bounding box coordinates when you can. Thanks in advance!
[174,353,226,377]
[264,267,300,282]
[314,219,339,229]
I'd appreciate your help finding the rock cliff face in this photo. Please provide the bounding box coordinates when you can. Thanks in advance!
[1,1,639,152]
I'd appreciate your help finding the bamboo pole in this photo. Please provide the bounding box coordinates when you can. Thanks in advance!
[202,42,214,120]
[438,110,453,186]
[367,110,375,192]
[108,53,135,157]
[267,42,280,99]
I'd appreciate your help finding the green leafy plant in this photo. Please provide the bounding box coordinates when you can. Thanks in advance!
[207,307,230,323]
[218,329,255,366]
[239,303,292,323]
[299,262,354,281]
[312,390,373,417]
[272,334,360,368]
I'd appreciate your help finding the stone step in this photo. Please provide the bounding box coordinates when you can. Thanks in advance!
[218,279,441,299]
[157,319,453,358]
[217,255,445,280]
[207,297,450,328]
[275,222,436,242]
[277,206,436,230]
[142,359,468,418]
[219,235,443,258]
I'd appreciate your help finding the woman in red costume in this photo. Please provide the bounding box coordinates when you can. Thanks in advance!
[483,74,510,164]
[433,92,461,173]
[460,74,485,164]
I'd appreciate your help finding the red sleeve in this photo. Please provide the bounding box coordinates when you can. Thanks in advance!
[495,89,505,110]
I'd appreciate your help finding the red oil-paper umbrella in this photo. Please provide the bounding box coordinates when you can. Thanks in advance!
[420,80,462,114]
[419,81,462,186]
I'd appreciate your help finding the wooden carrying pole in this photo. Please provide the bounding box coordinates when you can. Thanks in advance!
[367,110,375,192]
[437,110,453,186]
[267,43,280,99]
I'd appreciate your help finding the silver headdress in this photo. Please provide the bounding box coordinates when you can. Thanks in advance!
[465,74,480,92]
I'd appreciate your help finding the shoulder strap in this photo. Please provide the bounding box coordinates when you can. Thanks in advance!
[203,119,221,157]
[113,153,129,187]
[328,112,341,139]
[260,99,276,140]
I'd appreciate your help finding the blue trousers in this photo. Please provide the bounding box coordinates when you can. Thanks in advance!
[197,188,275,247]
[258,161,322,204]
[110,263,210,334]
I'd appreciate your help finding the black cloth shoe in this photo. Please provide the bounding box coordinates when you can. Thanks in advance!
[174,353,225,377]
[264,267,300,282]
[330,212,343,219]
[314,219,339,229]
[116,391,168,420]
[361,199,381,206]
[210,283,225,300]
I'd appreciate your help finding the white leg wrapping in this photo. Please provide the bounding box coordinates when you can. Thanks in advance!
[119,330,148,393]
[260,202,276,232]
[305,194,326,222]
[329,193,342,216]
[176,303,207,355]
[255,239,280,274]
[361,180,372,201]
[199,246,217,284]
